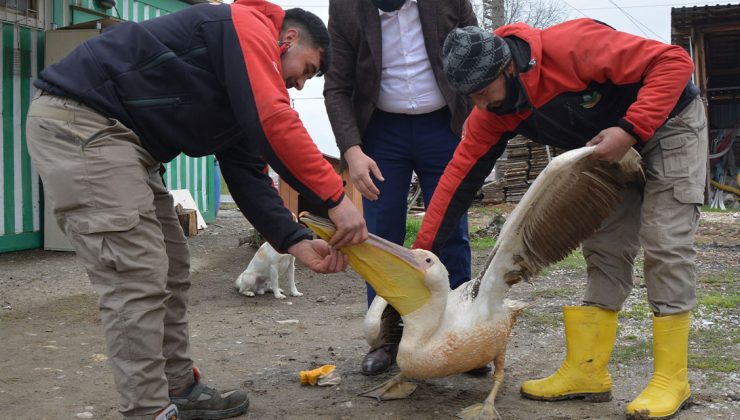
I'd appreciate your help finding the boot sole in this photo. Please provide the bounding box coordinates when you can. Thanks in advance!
[361,368,391,376]
[625,396,693,420]
[521,390,612,402]
[178,399,249,420]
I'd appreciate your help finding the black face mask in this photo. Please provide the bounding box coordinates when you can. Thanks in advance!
[371,0,405,12]
[487,74,521,115]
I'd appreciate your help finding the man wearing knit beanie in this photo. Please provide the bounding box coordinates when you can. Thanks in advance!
[442,26,512,96]
[416,19,706,420]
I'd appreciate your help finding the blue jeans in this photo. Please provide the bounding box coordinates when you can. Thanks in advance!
[362,107,471,306]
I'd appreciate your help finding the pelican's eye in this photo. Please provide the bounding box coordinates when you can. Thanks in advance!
[425,258,432,263]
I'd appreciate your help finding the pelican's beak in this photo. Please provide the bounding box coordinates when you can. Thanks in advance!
[300,212,432,316]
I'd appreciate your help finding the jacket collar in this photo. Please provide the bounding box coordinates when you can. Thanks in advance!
[495,22,542,105]
[378,0,416,16]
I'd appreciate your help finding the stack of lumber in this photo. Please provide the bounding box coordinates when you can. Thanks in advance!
[480,179,506,204]
[502,136,530,202]
[478,136,568,204]
[528,143,550,181]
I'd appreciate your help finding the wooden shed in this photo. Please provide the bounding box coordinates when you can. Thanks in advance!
[278,154,363,218]
[672,4,740,205]
[672,4,740,123]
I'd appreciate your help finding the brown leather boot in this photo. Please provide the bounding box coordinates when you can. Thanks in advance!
[361,305,403,376]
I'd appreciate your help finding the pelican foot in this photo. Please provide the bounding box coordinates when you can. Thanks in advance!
[358,375,417,401]
[456,402,501,420]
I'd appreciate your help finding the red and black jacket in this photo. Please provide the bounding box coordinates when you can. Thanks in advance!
[36,0,344,252]
[414,19,698,254]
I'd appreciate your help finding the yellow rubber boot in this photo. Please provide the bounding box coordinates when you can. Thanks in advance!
[520,306,617,402]
[626,312,692,419]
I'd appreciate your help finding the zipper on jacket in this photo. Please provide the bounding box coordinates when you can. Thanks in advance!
[182,47,207,61]
[139,51,177,72]
[122,96,188,107]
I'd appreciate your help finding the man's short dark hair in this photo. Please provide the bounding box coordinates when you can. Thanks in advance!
[282,8,331,77]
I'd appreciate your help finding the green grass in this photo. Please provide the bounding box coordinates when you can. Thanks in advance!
[469,203,506,216]
[541,250,586,275]
[698,292,740,310]
[404,218,497,249]
[521,310,561,328]
[689,327,740,372]
[699,270,740,287]
[701,205,739,213]
[470,235,497,250]
[404,218,422,248]
[620,303,651,321]
[530,287,579,299]
[612,340,651,363]
[691,327,740,348]
[690,355,738,373]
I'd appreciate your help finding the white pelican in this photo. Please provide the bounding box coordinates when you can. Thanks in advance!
[301,146,644,419]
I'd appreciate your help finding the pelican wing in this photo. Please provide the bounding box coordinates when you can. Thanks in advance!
[488,146,644,287]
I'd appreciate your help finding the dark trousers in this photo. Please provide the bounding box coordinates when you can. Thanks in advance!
[362,107,471,306]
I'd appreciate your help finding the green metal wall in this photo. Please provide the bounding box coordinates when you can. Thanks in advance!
[0,24,44,253]
[0,0,214,253]
[54,0,191,28]
[165,154,217,224]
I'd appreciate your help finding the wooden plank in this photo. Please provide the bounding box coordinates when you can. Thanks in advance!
[696,23,740,34]
[175,205,198,237]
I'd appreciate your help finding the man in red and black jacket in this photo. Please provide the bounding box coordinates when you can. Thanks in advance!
[415,21,706,419]
[26,1,366,419]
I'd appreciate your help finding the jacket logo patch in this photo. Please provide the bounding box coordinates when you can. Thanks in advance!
[580,91,602,109]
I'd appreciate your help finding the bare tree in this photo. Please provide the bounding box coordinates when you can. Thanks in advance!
[485,0,506,28]
[476,0,568,31]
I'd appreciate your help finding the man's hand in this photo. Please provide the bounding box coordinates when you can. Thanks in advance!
[344,145,384,201]
[327,195,368,248]
[288,239,348,273]
[586,126,637,163]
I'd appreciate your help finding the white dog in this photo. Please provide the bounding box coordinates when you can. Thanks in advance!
[235,241,302,299]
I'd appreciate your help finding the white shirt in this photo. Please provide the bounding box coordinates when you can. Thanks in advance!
[377,0,447,115]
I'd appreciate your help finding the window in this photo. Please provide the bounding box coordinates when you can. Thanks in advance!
[0,0,39,19]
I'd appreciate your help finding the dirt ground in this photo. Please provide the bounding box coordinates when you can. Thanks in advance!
[1,205,738,420]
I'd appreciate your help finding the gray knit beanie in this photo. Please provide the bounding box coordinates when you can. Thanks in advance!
[443,26,512,95]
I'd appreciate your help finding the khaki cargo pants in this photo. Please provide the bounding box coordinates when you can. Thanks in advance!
[582,98,708,315]
[26,93,194,419]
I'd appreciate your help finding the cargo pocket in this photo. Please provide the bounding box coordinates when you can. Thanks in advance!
[64,208,140,270]
[660,135,689,178]
[673,184,704,205]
